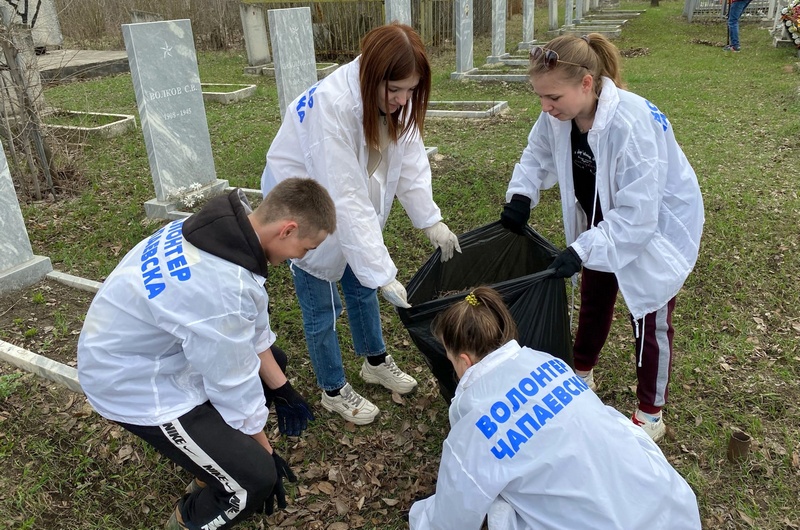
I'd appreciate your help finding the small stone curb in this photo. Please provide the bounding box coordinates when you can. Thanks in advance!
[47,270,102,294]
[0,339,83,395]
[0,270,101,395]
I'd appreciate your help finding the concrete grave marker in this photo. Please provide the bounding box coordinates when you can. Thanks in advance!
[122,19,227,219]
[519,0,538,49]
[0,0,63,49]
[386,0,412,25]
[487,0,510,63]
[452,0,477,78]
[268,7,318,118]
[549,0,559,31]
[240,3,271,74]
[565,0,575,27]
[0,138,52,296]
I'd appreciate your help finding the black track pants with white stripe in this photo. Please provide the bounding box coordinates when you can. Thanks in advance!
[118,347,289,529]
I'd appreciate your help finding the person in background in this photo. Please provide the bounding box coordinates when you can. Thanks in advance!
[500,33,704,442]
[408,286,701,530]
[262,23,461,425]
[724,0,754,52]
[78,178,336,529]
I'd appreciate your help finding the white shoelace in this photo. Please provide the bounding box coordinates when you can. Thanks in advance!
[383,358,406,377]
[340,387,364,408]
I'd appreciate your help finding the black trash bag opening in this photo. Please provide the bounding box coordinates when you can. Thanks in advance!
[398,221,573,403]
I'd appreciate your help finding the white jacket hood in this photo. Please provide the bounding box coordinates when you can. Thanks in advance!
[507,77,704,318]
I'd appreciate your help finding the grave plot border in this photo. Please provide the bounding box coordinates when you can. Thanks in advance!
[259,62,339,79]
[201,83,257,104]
[0,271,99,395]
[41,110,137,140]
[426,100,508,118]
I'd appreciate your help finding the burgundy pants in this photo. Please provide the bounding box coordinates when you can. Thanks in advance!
[572,267,676,414]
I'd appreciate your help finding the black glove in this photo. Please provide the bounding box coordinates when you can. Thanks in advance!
[500,194,532,233]
[548,247,583,278]
[272,381,314,436]
[263,450,297,515]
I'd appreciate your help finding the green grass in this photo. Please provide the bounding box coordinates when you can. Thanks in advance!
[3,1,800,528]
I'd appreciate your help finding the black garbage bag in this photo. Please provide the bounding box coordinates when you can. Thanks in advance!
[397,221,573,403]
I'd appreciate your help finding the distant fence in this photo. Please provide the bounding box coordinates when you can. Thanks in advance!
[683,0,776,22]
[248,0,492,57]
[54,0,493,54]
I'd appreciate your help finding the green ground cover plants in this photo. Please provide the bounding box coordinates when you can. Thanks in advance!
[1,1,799,528]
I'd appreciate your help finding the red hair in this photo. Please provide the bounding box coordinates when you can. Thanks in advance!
[359,23,431,149]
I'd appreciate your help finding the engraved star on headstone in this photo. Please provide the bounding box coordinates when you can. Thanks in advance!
[161,41,173,58]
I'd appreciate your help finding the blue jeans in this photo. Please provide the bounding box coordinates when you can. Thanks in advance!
[291,264,386,391]
[727,0,752,49]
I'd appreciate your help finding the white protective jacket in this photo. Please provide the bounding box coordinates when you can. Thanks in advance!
[409,340,701,530]
[506,78,704,319]
[261,57,442,289]
[78,192,274,435]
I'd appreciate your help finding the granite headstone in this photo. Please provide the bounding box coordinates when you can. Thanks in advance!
[240,3,271,71]
[0,138,52,295]
[487,0,509,63]
[122,19,227,219]
[268,7,318,118]
[452,0,475,78]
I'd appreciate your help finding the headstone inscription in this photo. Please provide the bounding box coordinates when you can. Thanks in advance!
[268,7,318,119]
[122,19,227,219]
[0,138,52,296]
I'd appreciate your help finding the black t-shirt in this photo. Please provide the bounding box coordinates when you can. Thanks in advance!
[571,120,603,227]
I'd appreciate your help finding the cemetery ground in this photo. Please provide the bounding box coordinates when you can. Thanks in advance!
[1,1,800,528]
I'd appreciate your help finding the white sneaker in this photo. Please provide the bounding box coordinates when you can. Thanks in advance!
[360,355,418,395]
[632,409,666,442]
[321,383,379,425]
[576,369,597,391]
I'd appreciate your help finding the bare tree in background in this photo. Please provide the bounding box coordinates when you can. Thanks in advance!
[1,0,55,201]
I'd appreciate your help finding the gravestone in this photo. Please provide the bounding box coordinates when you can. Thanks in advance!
[549,0,559,31]
[565,0,575,26]
[518,0,537,49]
[452,0,477,78]
[575,0,584,24]
[240,3,271,74]
[386,0,412,25]
[0,0,63,49]
[268,7,318,119]
[122,19,227,219]
[130,10,164,23]
[487,0,510,63]
[0,138,52,296]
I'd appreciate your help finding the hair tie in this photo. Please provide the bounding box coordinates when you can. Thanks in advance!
[581,35,590,45]
[465,292,480,307]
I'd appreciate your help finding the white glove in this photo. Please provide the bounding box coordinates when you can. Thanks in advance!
[423,221,462,262]
[381,279,411,308]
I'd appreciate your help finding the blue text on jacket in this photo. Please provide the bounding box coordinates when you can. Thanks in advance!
[296,84,318,124]
[140,219,192,299]
[474,358,590,460]
[646,100,669,132]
